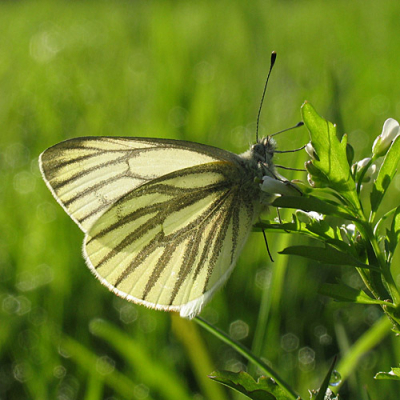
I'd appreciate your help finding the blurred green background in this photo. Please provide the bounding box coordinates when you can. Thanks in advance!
[2,0,400,399]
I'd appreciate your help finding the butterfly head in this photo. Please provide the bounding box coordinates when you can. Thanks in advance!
[250,136,276,169]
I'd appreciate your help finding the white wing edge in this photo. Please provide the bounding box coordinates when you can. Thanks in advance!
[178,259,237,318]
[38,152,88,233]
[177,217,254,318]
[81,232,246,319]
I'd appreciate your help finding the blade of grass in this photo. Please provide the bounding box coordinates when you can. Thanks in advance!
[194,316,299,400]
[60,334,144,400]
[89,318,192,400]
[171,314,229,400]
[334,317,392,392]
[250,233,291,364]
[84,373,104,400]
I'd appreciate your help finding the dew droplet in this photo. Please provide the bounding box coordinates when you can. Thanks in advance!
[329,370,342,387]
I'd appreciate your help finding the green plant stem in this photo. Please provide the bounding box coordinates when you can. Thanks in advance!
[356,222,400,329]
[351,220,384,301]
[194,317,299,400]
[355,267,380,299]
[367,226,400,306]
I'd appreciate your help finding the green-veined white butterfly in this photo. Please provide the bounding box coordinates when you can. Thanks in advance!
[39,135,298,318]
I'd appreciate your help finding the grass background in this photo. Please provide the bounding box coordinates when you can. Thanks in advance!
[1,0,400,399]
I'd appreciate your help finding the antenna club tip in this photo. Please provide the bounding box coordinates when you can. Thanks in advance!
[271,51,277,64]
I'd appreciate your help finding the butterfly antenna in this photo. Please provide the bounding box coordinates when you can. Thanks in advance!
[256,51,277,143]
[275,143,307,154]
[270,121,304,137]
[275,165,306,172]
[262,229,274,262]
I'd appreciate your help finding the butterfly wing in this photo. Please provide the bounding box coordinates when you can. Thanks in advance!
[84,160,260,318]
[39,137,237,232]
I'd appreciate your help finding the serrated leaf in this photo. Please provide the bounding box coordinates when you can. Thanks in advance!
[302,103,350,188]
[319,282,391,306]
[279,245,373,269]
[375,367,400,380]
[370,135,400,213]
[301,102,359,209]
[209,370,292,400]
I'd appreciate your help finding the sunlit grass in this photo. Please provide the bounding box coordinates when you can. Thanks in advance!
[2,0,400,399]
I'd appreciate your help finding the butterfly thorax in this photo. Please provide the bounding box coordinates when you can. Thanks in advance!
[239,136,277,179]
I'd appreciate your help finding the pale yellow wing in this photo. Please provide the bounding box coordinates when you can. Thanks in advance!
[83,161,259,318]
[39,137,238,232]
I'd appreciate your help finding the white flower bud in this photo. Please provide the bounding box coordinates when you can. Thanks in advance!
[357,157,371,169]
[352,157,376,182]
[296,210,323,224]
[305,142,318,160]
[372,118,400,157]
[340,223,356,244]
[260,176,300,196]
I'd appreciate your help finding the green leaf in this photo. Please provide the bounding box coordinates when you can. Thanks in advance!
[305,160,330,188]
[257,214,352,255]
[279,245,374,269]
[387,206,400,257]
[272,195,355,220]
[209,371,291,400]
[319,282,393,306]
[346,143,355,166]
[370,135,400,213]
[375,367,400,380]
[301,102,359,209]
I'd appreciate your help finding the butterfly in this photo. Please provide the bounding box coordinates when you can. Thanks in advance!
[39,135,298,318]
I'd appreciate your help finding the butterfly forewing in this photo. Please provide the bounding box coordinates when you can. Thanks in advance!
[83,161,257,318]
[39,137,237,232]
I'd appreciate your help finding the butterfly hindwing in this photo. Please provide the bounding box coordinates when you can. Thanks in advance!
[83,160,258,318]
